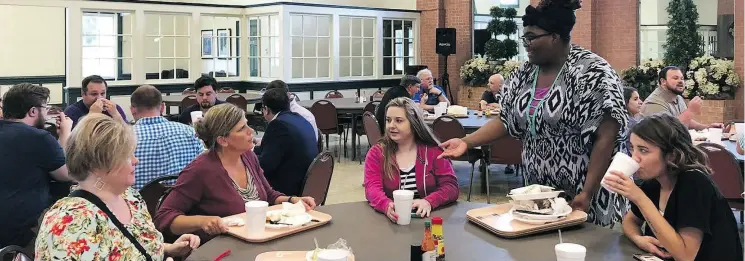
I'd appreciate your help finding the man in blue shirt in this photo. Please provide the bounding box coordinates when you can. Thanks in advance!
[131,85,204,189]
[179,76,226,125]
[64,75,129,128]
[0,83,73,251]
[413,69,449,111]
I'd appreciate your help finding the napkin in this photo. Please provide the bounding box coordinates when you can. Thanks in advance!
[281,201,307,216]
[222,217,245,227]
[509,184,553,195]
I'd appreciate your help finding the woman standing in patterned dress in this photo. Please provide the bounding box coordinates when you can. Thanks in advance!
[439,0,629,227]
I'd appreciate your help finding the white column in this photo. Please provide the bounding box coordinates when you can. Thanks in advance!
[331,14,340,81]
[66,7,82,90]
[280,6,289,81]
[133,9,146,85]
[239,15,249,81]
[190,12,201,82]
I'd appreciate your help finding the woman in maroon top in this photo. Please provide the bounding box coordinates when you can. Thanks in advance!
[154,104,316,243]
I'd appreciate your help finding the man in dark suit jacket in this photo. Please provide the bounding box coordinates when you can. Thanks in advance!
[376,75,421,133]
[254,88,318,196]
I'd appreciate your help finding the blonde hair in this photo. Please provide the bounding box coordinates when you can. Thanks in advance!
[378,97,441,179]
[65,114,136,181]
[194,103,245,150]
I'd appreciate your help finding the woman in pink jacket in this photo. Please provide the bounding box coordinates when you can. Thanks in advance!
[364,97,459,222]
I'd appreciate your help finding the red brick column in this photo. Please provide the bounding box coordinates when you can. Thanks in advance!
[735,0,744,119]
[591,0,639,70]
[417,0,472,104]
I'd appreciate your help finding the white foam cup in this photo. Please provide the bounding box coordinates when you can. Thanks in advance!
[601,152,640,191]
[244,200,268,237]
[317,249,350,261]
[707,128,723,143]
[190,111,203,124]
[555,243,586,261]
[392,190,415,225]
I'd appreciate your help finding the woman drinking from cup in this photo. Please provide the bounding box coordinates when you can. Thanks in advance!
[154,104,316,243]
[35,114,200,261]
[604,114,743,261]
[364,97,459,223]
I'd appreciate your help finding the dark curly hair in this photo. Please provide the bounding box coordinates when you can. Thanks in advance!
[522,0,581,43]
[631,114,711,176]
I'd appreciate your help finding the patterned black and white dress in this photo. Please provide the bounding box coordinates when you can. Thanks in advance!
[497,45,629,227]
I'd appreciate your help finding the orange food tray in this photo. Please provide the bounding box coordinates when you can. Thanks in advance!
[466,203,587,238]
[225,205,332,243]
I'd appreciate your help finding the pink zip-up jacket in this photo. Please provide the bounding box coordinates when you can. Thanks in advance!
[364,143,459,214]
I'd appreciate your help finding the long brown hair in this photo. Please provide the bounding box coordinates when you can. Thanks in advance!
[378,97,440,180]
[630,114,711,175]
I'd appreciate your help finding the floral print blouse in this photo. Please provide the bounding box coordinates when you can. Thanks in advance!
[35,188,165,261]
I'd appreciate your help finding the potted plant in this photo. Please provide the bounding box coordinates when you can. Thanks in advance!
[683,55,740,100]
[484,6,519,64]
[621,59,665,100]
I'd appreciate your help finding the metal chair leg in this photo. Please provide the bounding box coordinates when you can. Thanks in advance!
[467,162,475,201]
[485,159,491,204]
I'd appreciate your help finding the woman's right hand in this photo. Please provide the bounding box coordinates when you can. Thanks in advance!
[201,216,229,235]
[386,202,398,223]
[438,138,467,159]
[632,236,672,259]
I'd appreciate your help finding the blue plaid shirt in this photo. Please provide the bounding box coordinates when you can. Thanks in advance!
[133,116,204,189]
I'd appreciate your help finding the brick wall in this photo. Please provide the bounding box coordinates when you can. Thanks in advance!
[591,0,639,70]
[735,0,744,120]
[458,86,487,109]
[417,0,472,105]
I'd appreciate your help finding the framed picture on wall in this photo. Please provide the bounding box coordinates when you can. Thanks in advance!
[217,29,231,58]
[201,30,213,57]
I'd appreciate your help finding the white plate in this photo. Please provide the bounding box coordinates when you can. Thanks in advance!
[510,206,572,221]
[507,191,563,201]
[512,213,568,225]
[265,210,313,229]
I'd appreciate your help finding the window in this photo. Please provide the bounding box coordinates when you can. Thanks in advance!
[248,14,280,78]
[82,12,132,81]
[201,16,240,78]
[383,19,414,76]
[144,13,190,80]
[291,14,331,79]
[339,16,375,77]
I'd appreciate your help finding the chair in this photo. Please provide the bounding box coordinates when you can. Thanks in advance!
[182,88,196,95]
[432,116,486,202]
[317,128,324,153]
[0,245,32,261]
[311,100,346,162]
[325,90,344,99]
[218,87,236,93]
[139,175,179,218]
[355,105,379,164]
[362,111,382,148]
[371,90,385,101]
[300,151,335,206]
[180,95,197,111]
[487,136,523,176]
[697,143,744,212]
[226,94,248,111]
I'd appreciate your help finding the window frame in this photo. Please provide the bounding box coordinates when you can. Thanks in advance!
[381,18,416,77]
[81,11,133,82]
[338,16,376,79]
[200,15,241,79]
[143,12,192,82]
[247,14,281,79]
[289,13,332,80]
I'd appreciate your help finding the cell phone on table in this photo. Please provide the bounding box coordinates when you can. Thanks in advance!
[411,208,421,218]
[633,254,665,261]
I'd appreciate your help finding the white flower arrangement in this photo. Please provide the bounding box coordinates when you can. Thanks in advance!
[621,59,665,99]
[684,55,741,99]
[460,57,524,87]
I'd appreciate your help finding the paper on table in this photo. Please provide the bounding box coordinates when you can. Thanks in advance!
[281,201,307,216]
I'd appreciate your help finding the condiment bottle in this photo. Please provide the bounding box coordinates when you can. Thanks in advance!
[431,217,445,260]
[421,221,436,261]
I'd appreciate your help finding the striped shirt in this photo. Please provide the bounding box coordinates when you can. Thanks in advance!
[133,116,205,189]
[232,167,261,202]
[399,164,419,199]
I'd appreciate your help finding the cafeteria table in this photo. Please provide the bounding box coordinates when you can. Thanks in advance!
[186,201,641,261]
[162,93,262,114]
[297,98,376,161]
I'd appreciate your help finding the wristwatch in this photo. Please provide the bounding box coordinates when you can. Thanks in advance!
[287,196,294,203]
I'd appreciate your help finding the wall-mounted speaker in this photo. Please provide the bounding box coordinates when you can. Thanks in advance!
[436,28,456,55]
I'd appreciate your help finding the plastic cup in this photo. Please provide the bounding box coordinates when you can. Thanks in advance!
[555,243,586,261]
[393,190,415,225]
[317,249,350,261]
[190,111,203,124]
[245,201,268,237]
[707,128,723,143]
[601,152,640,191]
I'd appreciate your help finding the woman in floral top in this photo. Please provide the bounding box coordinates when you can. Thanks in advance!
[35,114,200,261]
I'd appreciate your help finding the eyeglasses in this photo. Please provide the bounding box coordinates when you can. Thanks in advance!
[520,33,552,46]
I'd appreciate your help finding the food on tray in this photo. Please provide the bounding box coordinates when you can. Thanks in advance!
[507,185,571,222]
[222,217,245,227]
[446,105,467,116]
[265,201,312,227]
[509,184,555,195]
[512,197,571,216]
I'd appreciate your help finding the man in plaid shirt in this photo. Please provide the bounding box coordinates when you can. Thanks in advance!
[130,85,204,189]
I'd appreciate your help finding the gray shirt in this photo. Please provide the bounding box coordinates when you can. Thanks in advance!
[640,87,687,117]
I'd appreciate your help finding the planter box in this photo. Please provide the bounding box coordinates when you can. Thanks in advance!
[457,85,487,109]
[685,99,739,124]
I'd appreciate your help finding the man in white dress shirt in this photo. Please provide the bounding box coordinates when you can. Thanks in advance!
[266,80,318,141]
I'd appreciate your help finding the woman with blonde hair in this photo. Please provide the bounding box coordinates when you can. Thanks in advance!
[364,97,458,222]
[35,114,199,261]
[604,114,742,261]
[154,103,315,243]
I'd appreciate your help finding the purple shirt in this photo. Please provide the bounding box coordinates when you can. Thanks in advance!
[64,100,128,127]
[529,87,550,115]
